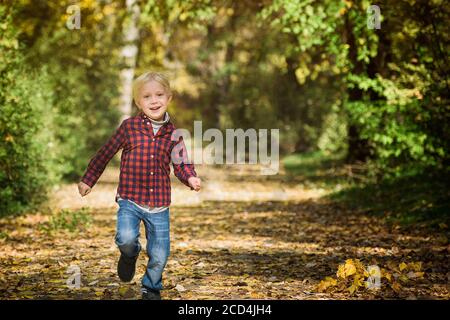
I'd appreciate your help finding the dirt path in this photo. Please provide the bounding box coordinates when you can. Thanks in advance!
[0,165,448,299]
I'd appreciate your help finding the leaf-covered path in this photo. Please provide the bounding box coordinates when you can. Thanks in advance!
[0,165,448,299]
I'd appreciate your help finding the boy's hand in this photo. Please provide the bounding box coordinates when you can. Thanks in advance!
[188,177,201,191]
[78,181,92,197]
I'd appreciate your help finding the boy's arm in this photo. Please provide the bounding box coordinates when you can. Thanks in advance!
[171,136,197,189]
[80,121,127,188]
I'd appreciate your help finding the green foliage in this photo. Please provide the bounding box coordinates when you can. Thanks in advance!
[1,0,448,219]
[261,0,449,177]
[259,0,343,54]
[1,1,123,215]
[39,207,92,234]
[23,0,124,180]
[345,63,448,175]
[318,105,348,155]
[0,6,57,216]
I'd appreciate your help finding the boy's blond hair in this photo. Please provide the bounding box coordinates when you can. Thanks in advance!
[132,71,172,104]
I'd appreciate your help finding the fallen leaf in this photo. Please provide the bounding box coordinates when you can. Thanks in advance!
[175,284,186,292]
[399,262,408,271]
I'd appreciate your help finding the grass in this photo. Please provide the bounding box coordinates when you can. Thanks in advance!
[282,151,359,190]
[282,151,450,229]
[330,172,450,229]
[39,207,93,234]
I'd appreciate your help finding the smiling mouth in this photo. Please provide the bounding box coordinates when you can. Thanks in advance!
[149,106,161,111]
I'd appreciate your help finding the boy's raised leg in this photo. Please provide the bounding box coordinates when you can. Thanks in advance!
[115,200,142,282]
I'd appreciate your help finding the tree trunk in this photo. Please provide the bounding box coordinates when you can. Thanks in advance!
[119,0,140,121]
[344,14,371,163]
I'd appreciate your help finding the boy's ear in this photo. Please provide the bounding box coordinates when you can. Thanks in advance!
[132,100,140,113]
[134,99,141,109]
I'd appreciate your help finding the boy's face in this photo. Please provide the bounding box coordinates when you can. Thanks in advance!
[135,80,172,121]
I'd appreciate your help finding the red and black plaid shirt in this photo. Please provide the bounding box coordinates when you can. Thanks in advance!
[81,112,196,207]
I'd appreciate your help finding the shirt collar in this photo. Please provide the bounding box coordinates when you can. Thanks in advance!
[139,111,170,125]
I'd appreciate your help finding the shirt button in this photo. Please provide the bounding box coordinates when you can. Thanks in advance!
[151,155,154,159]
[150,172,154,175]
[150,189,153,192]
[152,138,155,142]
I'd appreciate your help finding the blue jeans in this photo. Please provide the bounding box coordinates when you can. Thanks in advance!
[115,199,170,291]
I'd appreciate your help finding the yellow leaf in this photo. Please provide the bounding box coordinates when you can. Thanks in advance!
[353,275,364,288]
[337,259,357,278]
[95,291,104,297]
[249,292,261,299]
[399,262,408,271]
[48,279,64,284]
[348,284,357,295]
[391,282,402,293]
[118,287,129,296]
[317,277,337,292]
[339,8,347,16]
[384,272,392,282]
[408,262,422,272]
[399,274,409,283]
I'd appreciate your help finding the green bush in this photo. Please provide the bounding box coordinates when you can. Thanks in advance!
[0,6,57,216]
[345,71,449,176]
[318,107,348,156]
[0,2,123,216]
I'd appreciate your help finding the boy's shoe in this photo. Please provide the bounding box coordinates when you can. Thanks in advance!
[117,254,138,282]
[141,287,161,300]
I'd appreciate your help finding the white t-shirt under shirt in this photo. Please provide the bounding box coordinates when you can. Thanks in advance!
[117,112,170,214]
